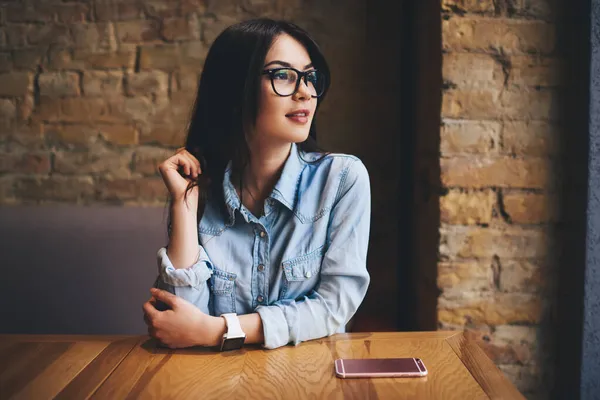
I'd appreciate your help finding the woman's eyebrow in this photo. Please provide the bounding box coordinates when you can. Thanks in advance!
[264,60,314,69]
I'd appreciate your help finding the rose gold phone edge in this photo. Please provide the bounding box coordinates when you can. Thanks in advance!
[334,358,428,379]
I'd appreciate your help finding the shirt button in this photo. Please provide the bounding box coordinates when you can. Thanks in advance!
[257,264,265,272]
[305,271,312,278]
[259,231,266,238]
[257,295,264,303]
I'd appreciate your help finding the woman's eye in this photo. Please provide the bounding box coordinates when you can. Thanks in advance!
[307,72,318,84]
[273,71,290,80]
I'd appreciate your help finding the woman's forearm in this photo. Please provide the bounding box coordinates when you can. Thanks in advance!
[166,198,200,269]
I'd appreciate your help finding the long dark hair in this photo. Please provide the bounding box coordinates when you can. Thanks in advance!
[181,18,331,220]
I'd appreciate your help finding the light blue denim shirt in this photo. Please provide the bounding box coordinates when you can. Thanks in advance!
[155,143,371,349]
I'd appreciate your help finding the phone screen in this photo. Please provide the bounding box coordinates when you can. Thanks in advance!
[342,358,422,374]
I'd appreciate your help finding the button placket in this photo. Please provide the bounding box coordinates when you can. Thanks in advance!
[254,225,269,307]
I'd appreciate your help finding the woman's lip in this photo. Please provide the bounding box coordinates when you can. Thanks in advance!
[286,115,309,124]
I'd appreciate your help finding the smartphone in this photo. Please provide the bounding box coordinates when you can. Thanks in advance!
[334,358,428,378]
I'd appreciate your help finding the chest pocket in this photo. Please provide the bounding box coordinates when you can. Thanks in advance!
[209,268,236,315]
[280,246,325,300]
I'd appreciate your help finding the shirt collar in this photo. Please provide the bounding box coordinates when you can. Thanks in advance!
[222,143,306,222]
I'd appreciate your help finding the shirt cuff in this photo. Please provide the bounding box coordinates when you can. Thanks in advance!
[255,304,293,349]
[157,246,213,289]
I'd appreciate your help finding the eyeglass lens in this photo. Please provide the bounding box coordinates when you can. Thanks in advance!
[271,69,324,97]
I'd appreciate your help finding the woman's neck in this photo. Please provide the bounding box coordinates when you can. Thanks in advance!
[242,141,292,200]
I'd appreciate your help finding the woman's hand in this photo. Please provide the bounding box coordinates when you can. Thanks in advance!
[158,147,201,203]
[142,288,225,349]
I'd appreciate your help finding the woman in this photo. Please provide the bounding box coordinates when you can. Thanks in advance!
[142,18,371,350]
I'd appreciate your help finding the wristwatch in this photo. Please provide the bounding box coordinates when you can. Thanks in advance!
[220,313,246,351]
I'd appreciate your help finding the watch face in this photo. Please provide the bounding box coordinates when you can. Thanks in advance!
[221,337,245,351]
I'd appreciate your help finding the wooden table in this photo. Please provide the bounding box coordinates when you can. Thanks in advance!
[0,331,523,399]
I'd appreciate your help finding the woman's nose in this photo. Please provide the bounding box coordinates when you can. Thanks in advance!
[294,78,311,100]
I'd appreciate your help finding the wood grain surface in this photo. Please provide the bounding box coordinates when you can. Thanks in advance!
[0,332,524,399]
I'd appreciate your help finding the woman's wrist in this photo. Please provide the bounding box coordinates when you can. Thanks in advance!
[204,315,227,347]
[171,196,198,214]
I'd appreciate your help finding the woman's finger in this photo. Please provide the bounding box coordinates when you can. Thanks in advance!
[180,153,201,178]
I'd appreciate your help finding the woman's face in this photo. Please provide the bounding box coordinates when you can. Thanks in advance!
[253,34,318,145]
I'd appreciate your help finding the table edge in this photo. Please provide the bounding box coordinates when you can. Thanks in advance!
[445,332,526,400]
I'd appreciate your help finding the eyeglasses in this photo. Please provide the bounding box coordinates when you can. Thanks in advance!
[262,67,326,98]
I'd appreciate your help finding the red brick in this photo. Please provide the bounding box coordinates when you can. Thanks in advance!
[144,1,182,18]
[48,46,135,70]
[95,0,144,21]
[139,42,207,70]
[162,16,201,41]
[54,148,133,177]
[503,121,560,156]
[38,72,80,97]
[476,338,533,365]
[125,71,169,96]
[181,0,208,15]
[441,120,500,154]
[34,98,61,122]
[442,89,501,119]
[0,152,51,174]
[442,53,504,89]
[83,71,124,96]
[0,72,32,96]
[14,176,96,202]
[500,260,546,292]
[5,4,54,23]
[56,4,91,23]
[12,48,45,70]
[202,16,240,44]
[439,226,548,258]
[509,55,563,87]
[133,147,171,175]
[513,0,560,20]
[442,88,556,120]
[441,156,550,189]
[115,20,160,43]
[139,45,180,70]
[0,124,44,150]
[46,124,137,147]
[59,98,112,123]
[179,40,213,69]
[4,25,30,48]
[0,53,11,72]
[72,23,118,53]
[0,99,17,130]
[440,189,496,224]
[173,71,200,91]
[437,261,493,291]
[98,124,138,145]
[152,91,195,124]
[503,191,557,224]
[108,97,156,123]
[501,89,557,120]
[442,0,494,12]
[442,17,555,54]
[28,25,72,46]
[74,48,136,69]
[438,292,542,325]
[139,123,187,147]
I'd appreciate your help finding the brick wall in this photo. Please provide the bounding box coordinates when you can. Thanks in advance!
[0,0,313,205]
[438,0,563,397]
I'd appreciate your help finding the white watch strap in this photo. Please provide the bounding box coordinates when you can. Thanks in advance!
[221,313,245,337]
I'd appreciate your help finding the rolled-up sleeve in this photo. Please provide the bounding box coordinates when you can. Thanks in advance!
[154,246,213,315]
[256,159,371,349]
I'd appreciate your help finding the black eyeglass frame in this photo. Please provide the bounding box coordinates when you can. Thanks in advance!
[261,67,326,98]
